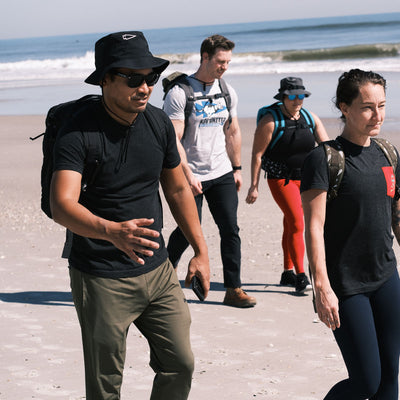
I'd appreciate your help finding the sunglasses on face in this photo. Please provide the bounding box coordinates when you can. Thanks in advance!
[288,94,306,100]
[113,71,160,88]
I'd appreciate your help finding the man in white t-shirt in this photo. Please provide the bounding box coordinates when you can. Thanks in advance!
[163,34,256,308]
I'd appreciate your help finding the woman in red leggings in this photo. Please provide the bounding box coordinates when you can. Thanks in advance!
[246,77,328,293]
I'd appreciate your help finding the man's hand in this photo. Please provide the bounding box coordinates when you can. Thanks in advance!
[188,175,203,196]
[184,253,210,299]
[107,218,160,264]
[233,170,242,191]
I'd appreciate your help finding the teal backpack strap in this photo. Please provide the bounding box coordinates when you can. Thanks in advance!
[300,107,315,133]
[256,102,285,151]
[268,106,285,151]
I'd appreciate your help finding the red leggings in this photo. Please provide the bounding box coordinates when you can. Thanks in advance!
[267,179,305,274]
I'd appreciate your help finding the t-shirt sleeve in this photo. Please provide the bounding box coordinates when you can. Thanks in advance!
[163,85,187,121]
[162,111,181,169]
[53,128,86,174]
[300,144,330,193]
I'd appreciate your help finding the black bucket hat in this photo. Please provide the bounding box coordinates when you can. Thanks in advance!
[273,77,311,100]
[85,31,169,86]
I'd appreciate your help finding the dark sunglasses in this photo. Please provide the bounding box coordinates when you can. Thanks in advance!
[288,94,306,100]
[113,71,160,88]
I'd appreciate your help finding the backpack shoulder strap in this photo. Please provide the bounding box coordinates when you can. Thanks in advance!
[372,137,400,200]
[323,139,345,203]
[182,77,233,128]
[164,74,233,130]
[76,97,104,192]
[63,126,102,258]
[181,81,195,127]
[299,107,316,133]
[173,77,195,128]
[257,102,285,151]
[81,129,104,192]
[162,72,194,127]
[372,137,398,172]
[218,78,232,127]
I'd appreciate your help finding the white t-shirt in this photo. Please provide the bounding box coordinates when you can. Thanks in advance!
[163,75,238,181]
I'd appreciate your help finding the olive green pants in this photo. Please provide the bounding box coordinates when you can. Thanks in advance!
[69,259,194,400]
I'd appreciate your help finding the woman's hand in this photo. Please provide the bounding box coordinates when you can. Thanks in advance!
[315,286,340,330]
[246,185,259,204]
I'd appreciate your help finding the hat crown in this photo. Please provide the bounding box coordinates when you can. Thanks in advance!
[273,76,310,100]
[95,31,150,69]
[85,31,169,85]
[279,77,305,91]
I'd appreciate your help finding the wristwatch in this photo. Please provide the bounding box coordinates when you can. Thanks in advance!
[232,165,242,171]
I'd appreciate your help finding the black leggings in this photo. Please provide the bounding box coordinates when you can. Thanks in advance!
[324,270,400,399]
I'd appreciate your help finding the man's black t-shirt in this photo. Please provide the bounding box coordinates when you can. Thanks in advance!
[301,136,399,297]
[54,101,180,278]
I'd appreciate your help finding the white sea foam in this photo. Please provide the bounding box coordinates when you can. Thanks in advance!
[1,51,400,89]
[0,52,94,84]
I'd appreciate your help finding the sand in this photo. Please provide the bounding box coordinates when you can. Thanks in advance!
[1,115,399,399]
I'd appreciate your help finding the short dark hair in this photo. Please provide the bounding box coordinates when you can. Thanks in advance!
[200,34,235,62]
[334,69,386,120]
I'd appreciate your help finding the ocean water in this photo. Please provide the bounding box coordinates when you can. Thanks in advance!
[1,12,399,118]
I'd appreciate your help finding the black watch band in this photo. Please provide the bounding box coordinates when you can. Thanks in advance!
[232,165,242,171]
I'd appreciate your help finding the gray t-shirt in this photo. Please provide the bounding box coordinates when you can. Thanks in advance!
[163,75,238,181]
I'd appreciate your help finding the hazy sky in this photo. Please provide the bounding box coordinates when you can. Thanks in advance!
[2,0,400,40]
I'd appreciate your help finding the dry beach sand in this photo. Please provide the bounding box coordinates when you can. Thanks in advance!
[1,115,400,400]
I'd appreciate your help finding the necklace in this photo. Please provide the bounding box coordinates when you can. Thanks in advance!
[282,103,300,121]
[102,98,134,126]
[192,75,214,90]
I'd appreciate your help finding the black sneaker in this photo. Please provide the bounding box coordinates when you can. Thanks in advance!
[280,270,296,287]
[295,273,312,293]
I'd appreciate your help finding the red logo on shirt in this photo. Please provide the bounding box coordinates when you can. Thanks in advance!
[382,166,396,197]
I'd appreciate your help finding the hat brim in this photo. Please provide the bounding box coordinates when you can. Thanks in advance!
[274,89,311,101]
[85,56,169,85]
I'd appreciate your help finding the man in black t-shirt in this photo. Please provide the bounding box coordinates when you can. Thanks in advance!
[50,31,209,400]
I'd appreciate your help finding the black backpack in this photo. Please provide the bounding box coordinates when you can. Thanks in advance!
[32,96,166,220]
[323,137,399,202]
[31,97,165,257]
[162,71,232,128]
[30,95,104,219]
[256,102,315,174]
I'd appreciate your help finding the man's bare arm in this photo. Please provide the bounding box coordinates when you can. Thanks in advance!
[161,165,210,296]
[50,170,160,264]
[224,116,242,191]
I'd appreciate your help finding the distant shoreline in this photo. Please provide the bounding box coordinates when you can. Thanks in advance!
[1,71,400,120]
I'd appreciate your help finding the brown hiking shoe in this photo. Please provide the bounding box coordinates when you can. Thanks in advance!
[223,288,257,308]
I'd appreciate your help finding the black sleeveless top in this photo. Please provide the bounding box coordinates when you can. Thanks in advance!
[265,112,316,180]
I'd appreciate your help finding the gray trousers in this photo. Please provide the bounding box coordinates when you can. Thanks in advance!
[69,259,194,400]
